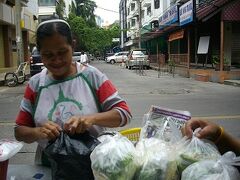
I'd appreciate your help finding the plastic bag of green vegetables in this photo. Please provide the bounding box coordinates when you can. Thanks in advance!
[134,138,179,180]
[177,128,221,173]
[90,133,137,180]
[181,151,240,180]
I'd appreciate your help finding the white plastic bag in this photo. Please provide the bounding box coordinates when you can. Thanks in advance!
[134,138,178,180]
[0,139,23,162]
[181,151,240,180]
[177,128,221,173]
[90,133,137,180]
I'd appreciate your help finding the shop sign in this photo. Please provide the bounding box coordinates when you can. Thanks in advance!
[159,4,178,29]
[179,0,193,26]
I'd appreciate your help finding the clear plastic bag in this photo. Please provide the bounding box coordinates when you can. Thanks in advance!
[140,106,191,141]
[181,151,240,180]
[0,139,23,162]
[177,128,221,173]
[90,133,137,180]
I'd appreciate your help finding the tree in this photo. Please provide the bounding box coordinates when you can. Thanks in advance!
[75,0,97,27]
[56,0,66,19]
[67,14,121,56]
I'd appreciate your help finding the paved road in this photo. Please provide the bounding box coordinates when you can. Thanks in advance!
[0,60,240,165]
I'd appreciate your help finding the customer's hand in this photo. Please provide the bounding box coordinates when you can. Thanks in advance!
[36,121,62,140]
[182,119,222,142]
[64,116,93,135]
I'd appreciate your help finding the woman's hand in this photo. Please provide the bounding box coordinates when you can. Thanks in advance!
[64,116,93,135]
[36,121,62,141]
[182,119,221,142]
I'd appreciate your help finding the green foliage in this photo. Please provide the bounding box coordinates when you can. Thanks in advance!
[75,0,97,27]
[67,14,120,55]
[56,0,66,19]
[211,55,220,65]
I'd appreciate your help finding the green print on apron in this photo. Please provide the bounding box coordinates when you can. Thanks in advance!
[48,87,83,127]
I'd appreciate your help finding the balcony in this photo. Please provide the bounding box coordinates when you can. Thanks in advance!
[0,2,15,25]
[142,0,151,7]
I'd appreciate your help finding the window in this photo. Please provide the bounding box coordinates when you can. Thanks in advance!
[131,3,135,11]
[154,0,160,9]
[38,0,56,6]
[131,19,136,27]
[147,6,151,16]
[141,10,145,19]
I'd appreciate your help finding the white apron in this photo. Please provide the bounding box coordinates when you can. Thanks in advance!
[34,63,104,149]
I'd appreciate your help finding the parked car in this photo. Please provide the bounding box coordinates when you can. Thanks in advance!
[125,49,150,69]
[106,51,129,64]
[30,48,45,76]
[72,52,81,62]
[104,52,115,61]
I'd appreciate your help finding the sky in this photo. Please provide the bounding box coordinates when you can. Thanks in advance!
[94,0,120,25]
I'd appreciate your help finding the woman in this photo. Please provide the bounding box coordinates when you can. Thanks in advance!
[14,19,132,164]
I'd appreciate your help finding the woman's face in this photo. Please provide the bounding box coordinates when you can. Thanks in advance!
[39,33,74,79]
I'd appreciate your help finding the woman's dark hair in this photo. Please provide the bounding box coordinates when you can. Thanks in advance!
[36,20,72,51]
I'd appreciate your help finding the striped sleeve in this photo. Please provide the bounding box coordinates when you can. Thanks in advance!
[83,66,132,126]
[15,75,40,127]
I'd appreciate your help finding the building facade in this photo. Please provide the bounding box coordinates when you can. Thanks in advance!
[120,0,240,83]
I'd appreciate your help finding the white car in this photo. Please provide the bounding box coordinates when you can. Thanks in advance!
[106,51,129,64]
[125,49,150,69]
[72,52,81,62]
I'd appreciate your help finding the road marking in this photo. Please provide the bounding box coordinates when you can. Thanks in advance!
[192,115,240,120]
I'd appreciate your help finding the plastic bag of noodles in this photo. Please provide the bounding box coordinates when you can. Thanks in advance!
[90,133,137,180]
[181,151,240,180]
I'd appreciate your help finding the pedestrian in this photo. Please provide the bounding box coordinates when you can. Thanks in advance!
[80,50,88,64]
[182,119,240,156]
[14,19,132,166]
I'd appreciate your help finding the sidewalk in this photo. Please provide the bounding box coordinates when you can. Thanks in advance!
[149,63,240,87]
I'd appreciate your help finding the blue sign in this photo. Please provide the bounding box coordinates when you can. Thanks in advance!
[159,4,178,29]
[179,0,193,26]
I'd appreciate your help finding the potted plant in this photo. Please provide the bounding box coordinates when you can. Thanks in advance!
[212,55,220,71]
[223,58,230,71]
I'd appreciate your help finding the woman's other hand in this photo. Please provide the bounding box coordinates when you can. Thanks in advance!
[64,116,93,135]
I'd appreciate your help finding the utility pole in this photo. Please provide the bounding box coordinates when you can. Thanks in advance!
[138,0,142,49]
[15,0,23,65]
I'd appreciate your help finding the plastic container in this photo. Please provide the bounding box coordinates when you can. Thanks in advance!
[0,160,9,180]
[119,127,141,142]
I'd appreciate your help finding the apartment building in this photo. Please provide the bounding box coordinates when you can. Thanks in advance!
[0,0,37,69]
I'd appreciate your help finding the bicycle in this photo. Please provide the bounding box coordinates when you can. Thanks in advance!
[4,62,28,87]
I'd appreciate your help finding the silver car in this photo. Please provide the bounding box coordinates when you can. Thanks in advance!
[126,49,150,69]
[106,51,129,64]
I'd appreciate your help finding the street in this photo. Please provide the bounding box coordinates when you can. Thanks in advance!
[0,60,240,164]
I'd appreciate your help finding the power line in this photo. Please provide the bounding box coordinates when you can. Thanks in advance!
[97,6,119,13]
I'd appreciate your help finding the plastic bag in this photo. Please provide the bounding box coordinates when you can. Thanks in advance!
[44,131,100,180]
[134,138,178,180]
[140,106,191,141]
[177,128,221,173]
[181,151,240,180]
[0,139,23,162]
[90,133,137,180]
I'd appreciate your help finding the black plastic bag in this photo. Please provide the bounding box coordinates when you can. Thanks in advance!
[44,131,100,180]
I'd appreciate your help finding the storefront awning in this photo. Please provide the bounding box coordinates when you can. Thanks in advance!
[141,24,152,35]
[168,29,184,42]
